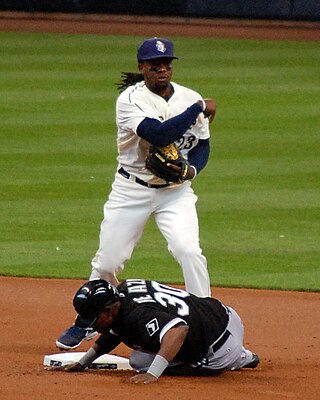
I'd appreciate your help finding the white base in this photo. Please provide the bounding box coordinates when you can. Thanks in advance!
[44,352,132,370]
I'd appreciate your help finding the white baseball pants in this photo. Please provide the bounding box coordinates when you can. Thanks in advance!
[89,172,211,297]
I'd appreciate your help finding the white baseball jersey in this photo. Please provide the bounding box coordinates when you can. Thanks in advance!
[116,81,210,183]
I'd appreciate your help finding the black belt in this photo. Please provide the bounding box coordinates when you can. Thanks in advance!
[211,330,231,352]
[118,167,170,189]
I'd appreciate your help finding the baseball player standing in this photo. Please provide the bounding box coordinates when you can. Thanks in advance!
[56,37,217,350]
[50,279,260,383]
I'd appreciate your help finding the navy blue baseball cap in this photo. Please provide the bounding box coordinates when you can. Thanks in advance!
[137,37,178,62]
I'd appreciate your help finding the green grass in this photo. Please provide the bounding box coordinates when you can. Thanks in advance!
[0,32,319,291]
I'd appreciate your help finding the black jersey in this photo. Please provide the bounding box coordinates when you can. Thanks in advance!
[97,279,229,363]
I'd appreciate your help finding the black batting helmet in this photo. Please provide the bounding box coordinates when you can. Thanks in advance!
[73,279,120,328]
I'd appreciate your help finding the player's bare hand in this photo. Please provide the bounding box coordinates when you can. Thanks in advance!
[44,362,85,372]
[203,98,217,123]
[128,372,158,384]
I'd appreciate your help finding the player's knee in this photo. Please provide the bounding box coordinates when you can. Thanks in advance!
[91,257,124,277]
[170,243,202,260]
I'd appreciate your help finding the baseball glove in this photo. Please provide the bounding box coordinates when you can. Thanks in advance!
[145,143,191,183]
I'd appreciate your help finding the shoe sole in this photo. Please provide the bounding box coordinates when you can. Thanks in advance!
[55,339,79,351]
[55,331,98,351]
[243,354,260,369]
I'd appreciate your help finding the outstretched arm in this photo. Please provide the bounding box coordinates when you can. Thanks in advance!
[45,333,121,372]
[70,332,122,371]
[44,343,102,372]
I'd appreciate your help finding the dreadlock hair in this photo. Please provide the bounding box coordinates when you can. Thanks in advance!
[116,72,144,93]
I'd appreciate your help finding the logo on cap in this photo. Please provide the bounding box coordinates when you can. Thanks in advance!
[156,40,166,54]
[137,37,178,61]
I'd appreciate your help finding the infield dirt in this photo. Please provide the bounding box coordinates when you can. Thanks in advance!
[1,276,319,400]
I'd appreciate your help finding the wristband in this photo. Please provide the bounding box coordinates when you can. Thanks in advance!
[190,166,197,179]
[79,347,99,368]
[197,99,206,112]
[147,355,169,378]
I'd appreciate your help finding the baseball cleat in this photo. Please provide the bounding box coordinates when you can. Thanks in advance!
[243,353,260,369]
[55,325,98,350]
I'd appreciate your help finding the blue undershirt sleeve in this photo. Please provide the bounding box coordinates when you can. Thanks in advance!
[136,103,203,147]
[188,138,210,174]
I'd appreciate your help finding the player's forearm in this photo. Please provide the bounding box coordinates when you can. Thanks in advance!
[147,325,189,378]
[78,345,101,368]
[187,138,210,174]
[157,325,189,362]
